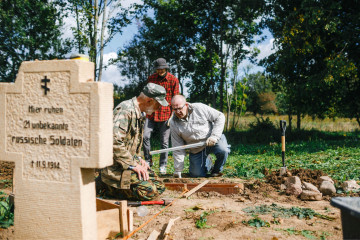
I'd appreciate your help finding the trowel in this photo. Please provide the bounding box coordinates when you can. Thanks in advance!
[280,120,287,176]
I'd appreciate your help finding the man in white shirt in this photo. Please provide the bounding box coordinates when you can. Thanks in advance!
[170,95,230,178]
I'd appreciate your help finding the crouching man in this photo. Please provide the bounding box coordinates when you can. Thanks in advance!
[170,95,230,178]
[98,83,168,200]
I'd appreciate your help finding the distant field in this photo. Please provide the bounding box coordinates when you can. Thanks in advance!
[226,113,359,132]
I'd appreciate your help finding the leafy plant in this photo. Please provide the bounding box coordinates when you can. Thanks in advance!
[242,215,270,228]
[195,211,213,229]
[0,191,14,228]
[185,205,204,212]
[275,228,328,239]
[243,203,335,221]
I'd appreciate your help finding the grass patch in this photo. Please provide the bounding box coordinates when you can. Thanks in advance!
[223,132,360,181]
[149,123,359,182]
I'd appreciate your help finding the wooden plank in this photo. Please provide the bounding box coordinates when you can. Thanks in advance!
[96,209,120,240]
[96,198,118,211]
[127,209,133,232]
[183,180,209,198]
[163,216,180,240]
[119,200,128,236]
[147,230,160,240]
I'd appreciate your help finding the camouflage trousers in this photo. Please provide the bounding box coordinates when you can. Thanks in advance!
[97,171,165,201]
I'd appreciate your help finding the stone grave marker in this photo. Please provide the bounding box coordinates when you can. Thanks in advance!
[0,59,113,239]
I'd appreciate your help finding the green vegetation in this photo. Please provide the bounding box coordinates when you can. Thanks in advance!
[0,180,12,189]
[275,228,331,240]
[224,133,360,181]
[243,203,335,221]
[242,216,270,228]
[195,211,214,229]
[0,191,14,229]
[153,129,359,182]
[151,116,359,183]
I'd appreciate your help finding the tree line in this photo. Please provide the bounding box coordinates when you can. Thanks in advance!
[1,0,359,129]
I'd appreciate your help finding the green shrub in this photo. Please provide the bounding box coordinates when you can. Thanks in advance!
[0,191,14,228]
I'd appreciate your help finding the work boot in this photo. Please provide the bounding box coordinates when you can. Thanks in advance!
[173,172,182,178]
[159,166,167,175]
[210,172,223,177]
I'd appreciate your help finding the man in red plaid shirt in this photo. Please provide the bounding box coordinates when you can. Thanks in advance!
[143,58,179,174]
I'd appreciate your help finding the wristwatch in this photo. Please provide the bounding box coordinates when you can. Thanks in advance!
[128,165,135,170]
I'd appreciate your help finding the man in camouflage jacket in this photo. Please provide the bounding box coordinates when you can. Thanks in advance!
[99,83,168,200]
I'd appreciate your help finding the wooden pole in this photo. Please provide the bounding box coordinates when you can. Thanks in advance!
[127,209,133,232]
[119,200,128,236]
[163,217,180,240]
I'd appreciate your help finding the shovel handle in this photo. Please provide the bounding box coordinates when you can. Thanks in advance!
[280,120,286,167]
[120,201,165,207]
[280,120,286,136]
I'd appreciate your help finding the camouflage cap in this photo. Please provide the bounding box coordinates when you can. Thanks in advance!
[143,83,169,106]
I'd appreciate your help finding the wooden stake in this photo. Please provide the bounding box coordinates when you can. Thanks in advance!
[127,209,133,232]
[183,180,209,198]
[147,230,160,240]
[163,216,180,240]
[119,200,128,236]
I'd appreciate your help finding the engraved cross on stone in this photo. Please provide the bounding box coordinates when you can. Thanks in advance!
[41,75,50,95]
[0,60,113,239]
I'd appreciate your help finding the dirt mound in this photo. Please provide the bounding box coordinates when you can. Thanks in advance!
[265,168,326,187]
[0,161,14,181]
[161,174,242,184]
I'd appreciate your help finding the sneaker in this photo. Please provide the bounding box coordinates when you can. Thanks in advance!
[210,172,223,177]
[159,166,167,175]
[173,172,182,178]
[146,159,153,167]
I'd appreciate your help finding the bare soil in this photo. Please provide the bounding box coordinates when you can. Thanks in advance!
[1,161,358,240]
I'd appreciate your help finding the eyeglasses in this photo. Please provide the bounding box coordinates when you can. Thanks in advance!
[172,104,186,112]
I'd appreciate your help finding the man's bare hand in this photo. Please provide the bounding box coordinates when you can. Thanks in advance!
[206,136,217,147]
[132,164,149,181]
[139,157,150,170]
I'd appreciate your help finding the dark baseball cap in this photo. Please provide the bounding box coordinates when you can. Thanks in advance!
[143,83,169,106]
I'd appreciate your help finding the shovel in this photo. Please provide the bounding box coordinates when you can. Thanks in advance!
[280,120,287,176]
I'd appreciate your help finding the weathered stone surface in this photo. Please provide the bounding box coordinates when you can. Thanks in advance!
[319,181,336,195]
[285,176,302,188]
[342,180,360,191]
[286,184,303,196]
[300,190,323,201]
[318,176,334,185]
[302,182,320,193]
[284,176,302,196]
